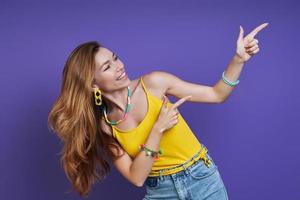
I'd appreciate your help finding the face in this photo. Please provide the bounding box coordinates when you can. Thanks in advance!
[93,47,130,92]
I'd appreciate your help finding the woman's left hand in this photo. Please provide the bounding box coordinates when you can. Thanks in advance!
[235,23,269,63]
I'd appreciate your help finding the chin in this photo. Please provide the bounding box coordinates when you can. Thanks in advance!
[117,77,130,86]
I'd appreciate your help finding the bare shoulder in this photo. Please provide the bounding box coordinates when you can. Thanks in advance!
[141,70,170,96]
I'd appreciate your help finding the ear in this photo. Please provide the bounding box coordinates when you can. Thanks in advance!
[91,84,99,93]
[92,84,98,88]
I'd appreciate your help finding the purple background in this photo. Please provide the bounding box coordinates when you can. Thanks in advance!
[1,0,299,199]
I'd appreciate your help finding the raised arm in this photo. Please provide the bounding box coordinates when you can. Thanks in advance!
[214,23,269,102]
[148,70,224,104]
[150,23,269,103]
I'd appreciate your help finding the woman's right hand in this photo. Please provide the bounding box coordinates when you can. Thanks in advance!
[155,95,192,134]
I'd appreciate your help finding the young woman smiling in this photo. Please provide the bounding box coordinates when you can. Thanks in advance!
[48,22,268,199]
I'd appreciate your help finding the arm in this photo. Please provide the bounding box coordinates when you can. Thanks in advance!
[213,54,245,102]
[148,70,224,104]
[215,23,268,102]
[150,23,268,103]
[130,124,163,186]
[105,122,163,187]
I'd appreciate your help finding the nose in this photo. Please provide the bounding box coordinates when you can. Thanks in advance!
[115,64,123,72]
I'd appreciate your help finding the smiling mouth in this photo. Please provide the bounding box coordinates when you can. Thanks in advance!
[117,71,126,80]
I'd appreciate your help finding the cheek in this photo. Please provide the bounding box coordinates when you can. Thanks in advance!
[95,71,117,87]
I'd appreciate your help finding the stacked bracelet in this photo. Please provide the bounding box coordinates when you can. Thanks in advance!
[139,144,163,160]
[222,71,240,87]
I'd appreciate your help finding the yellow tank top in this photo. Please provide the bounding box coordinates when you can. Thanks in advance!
[108,76,204,176]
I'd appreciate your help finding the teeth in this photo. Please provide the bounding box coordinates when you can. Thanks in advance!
[118,72,125,80]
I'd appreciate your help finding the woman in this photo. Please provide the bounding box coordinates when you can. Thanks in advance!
[48,23,268,199]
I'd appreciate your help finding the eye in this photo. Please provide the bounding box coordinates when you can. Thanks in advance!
[103,55,117,71]
[104,65,110,71]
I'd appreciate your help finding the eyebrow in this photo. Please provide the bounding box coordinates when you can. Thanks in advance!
[101,52,114,69]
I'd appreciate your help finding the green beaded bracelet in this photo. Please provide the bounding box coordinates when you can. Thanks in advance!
[139,144,163,160]
[222,71,240,87]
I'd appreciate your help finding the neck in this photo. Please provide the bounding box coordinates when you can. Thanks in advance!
[102,87,129,114]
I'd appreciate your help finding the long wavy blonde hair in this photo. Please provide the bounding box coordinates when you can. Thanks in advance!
[48,41,124,198]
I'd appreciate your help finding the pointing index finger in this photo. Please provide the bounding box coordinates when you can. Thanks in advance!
[170,95,192,110]
[246,22,269,39]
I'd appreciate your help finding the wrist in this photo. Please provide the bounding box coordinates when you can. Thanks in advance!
[233,53,245,64]
[153,123,164,135]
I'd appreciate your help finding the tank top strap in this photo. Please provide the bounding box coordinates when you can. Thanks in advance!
[140,76,149,96]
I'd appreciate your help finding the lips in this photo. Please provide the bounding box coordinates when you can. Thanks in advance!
[117,71,126,80]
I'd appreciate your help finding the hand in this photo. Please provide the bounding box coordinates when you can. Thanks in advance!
[155,95,192,133]
[235,22,269,63]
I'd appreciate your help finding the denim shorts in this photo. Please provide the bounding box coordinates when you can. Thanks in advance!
[142,145,229,200]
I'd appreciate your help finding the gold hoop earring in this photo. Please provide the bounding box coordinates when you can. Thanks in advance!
[94,89,102,105]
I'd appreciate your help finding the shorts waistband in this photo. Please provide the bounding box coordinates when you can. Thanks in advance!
[148,143,212,177]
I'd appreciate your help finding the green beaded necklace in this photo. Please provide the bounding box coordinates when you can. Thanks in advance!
[103,86,131,125]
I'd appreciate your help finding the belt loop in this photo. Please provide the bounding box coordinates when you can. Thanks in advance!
[158,170,163,181]
[182,163,189,176]
[205,158,212,168]
[182,164,187,175]
[203,153,212,168]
